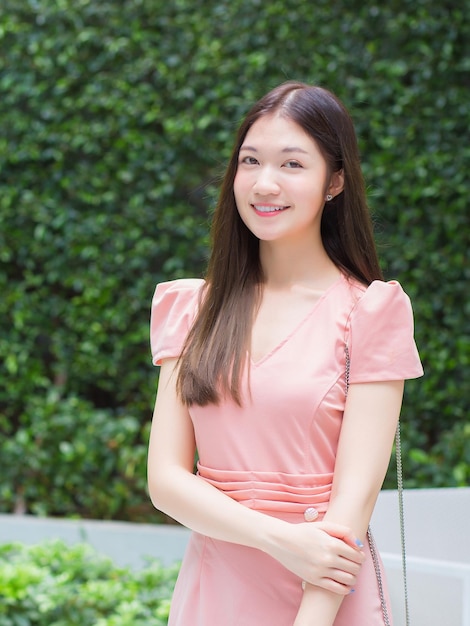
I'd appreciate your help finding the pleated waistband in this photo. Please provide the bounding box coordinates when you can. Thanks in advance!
[197,462,333,515]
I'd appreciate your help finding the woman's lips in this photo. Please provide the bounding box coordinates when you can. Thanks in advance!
[252,204,290,215]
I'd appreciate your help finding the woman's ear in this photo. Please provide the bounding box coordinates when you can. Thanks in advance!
[327,169,345,199]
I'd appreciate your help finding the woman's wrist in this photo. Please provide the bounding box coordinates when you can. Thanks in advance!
[293,583,342,626]
[253,513,289,555]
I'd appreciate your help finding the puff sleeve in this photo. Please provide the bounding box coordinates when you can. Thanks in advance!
[150,278,204,366]
[347,280,424,383]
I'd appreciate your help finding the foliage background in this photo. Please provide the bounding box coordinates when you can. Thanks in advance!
[0,0,468,521]
[0,540,177,625]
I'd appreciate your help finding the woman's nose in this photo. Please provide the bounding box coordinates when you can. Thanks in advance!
[253,166,280,195]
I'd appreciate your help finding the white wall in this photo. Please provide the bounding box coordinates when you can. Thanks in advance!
[371,488,470,626]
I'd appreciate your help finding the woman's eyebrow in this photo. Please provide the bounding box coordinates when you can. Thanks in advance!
[282,146,309,154]
[239,145,308,154]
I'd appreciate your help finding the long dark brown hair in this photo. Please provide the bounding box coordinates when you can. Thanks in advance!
[177,81,383,406]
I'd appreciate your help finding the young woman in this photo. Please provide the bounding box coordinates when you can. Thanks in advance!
[148,82,423,626]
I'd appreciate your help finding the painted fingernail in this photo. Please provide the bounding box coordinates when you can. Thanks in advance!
[354,538,364,548]
[350,588,355,594]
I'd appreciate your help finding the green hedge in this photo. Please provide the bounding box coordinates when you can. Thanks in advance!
[0,0,468,520]
[0,541,177,625]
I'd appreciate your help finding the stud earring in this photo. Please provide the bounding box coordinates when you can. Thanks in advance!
[326,194,333,202]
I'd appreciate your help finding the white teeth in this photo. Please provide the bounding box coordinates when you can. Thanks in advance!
[254,205,287,213]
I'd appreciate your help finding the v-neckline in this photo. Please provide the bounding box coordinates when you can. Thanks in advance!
[250,273,344,367]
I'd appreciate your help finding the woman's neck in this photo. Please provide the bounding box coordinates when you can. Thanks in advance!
[259,239,340,290]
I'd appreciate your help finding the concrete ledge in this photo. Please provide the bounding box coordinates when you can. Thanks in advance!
[381,553,470,626]
[0,514,190,568]
[371,487,470,563]
[371,487,470,626]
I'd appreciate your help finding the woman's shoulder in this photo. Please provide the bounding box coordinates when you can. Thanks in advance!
[150,278,205,365]
[153,277,205,300]
[344,276,413,318]
[343,275,423,382]
[151,277,206,323]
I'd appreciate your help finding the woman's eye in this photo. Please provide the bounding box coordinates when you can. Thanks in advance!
[240,156,258,165]
[283,160,303,169]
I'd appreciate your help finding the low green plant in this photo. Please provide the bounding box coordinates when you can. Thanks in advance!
[0,540,179,626]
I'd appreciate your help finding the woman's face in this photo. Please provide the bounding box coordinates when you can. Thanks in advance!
[234,113,342,247]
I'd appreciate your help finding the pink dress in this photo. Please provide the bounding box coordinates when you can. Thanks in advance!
[150,273,424,626]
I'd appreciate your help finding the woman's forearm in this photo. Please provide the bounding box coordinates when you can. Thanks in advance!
[149,464,363,590]
[293,380,404,624]
[149,463,285,552]
[294,586,344,626]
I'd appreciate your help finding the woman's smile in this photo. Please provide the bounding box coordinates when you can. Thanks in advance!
[252,203,290,215]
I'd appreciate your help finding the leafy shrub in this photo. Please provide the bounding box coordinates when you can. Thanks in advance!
[0,540,178,626]
[0,0,468,519]
[0,393,155,521]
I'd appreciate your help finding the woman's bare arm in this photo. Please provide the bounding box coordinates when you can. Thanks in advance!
[294,379,405,626]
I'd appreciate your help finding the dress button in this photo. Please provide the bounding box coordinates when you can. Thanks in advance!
[304,507,319,522]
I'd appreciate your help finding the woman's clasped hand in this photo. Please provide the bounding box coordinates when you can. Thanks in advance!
[267,520,365,594]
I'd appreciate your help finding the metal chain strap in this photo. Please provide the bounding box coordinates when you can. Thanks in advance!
[344,344,410,626]
[368,527,392,626]
[395,422,410,626]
